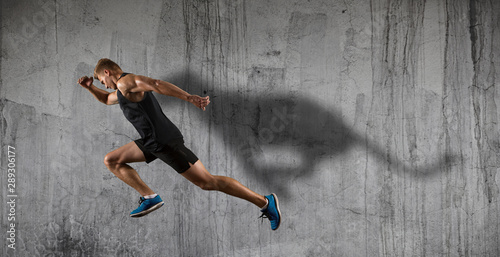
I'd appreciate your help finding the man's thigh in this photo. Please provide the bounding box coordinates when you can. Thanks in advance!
[105,141,147,164]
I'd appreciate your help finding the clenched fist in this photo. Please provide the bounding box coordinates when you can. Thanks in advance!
[78,76,93,88]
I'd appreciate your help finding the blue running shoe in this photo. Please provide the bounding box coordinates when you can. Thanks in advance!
[130,195,164,217]
[260,193,281,230]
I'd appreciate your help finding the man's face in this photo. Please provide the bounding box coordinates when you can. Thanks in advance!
[98,70,116,90]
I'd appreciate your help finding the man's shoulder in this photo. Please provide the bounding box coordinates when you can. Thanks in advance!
[117,74,138,92]
[122,74,158,94]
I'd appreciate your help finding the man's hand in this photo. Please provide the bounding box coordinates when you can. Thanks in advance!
[78,76,93,88]
[188,95,210,111]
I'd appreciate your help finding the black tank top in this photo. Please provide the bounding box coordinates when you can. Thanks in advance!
[116,73,183,152]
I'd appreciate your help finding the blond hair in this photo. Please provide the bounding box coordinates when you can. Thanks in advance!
[93,58,122,79]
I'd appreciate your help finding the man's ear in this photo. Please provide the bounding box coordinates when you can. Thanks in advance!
[104,69,110,76]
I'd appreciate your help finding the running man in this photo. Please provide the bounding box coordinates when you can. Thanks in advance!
[77,58,281,230]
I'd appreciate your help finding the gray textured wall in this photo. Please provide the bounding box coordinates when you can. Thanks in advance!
[1,0,499,256]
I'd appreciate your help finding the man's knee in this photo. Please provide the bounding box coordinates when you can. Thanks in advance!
[104,153,118,166]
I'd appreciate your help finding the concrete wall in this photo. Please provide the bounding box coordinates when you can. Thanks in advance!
[1,0,499,256]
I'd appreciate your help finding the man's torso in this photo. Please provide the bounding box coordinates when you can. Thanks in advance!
[116,73,183,152]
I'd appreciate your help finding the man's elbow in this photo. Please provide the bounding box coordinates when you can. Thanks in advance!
[105,99,117,105]
[103,97,113,105]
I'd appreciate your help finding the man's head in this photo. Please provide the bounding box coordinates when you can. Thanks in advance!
[93,58,123,89]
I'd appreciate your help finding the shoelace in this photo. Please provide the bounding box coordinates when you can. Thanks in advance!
[259,211,271,224]
[138,197,145,205]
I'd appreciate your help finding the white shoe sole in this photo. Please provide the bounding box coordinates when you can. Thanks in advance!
[130,201,164,218]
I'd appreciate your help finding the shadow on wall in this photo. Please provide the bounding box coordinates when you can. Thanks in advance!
[161,68,454,198]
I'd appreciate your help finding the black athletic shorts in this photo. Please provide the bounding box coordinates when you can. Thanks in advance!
[134,138,199,173]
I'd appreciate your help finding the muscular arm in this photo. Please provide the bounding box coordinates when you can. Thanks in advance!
[78,76,118,105]
[87,85,118,105]
[133,75,210,110]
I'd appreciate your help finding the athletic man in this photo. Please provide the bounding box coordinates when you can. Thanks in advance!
[77,58,281,230]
